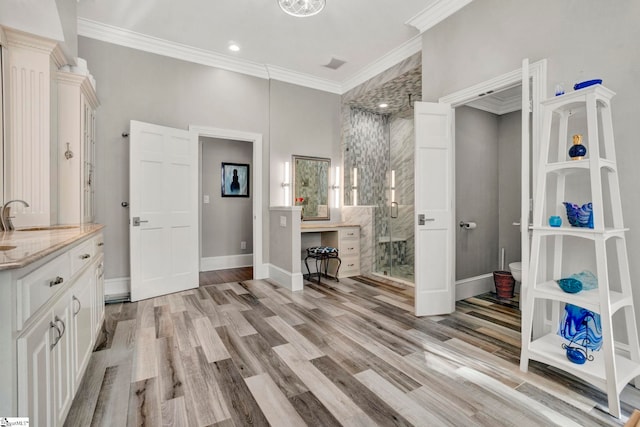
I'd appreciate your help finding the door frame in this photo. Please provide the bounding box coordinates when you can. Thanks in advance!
[189,125,265,279]
[438,59,547,299]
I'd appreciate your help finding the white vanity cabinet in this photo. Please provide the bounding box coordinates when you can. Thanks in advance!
[57,70,99,225]
[0,230,105,425]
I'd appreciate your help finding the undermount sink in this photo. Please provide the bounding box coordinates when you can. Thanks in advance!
[0,245,16,251]
[16,225,80,232]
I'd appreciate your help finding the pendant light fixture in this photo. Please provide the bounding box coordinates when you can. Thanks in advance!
[278,0,326,17]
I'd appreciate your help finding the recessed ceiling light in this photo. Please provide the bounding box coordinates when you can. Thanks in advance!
[228,43,240,52]
[379,103,389,108]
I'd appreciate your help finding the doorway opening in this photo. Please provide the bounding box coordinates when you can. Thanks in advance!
[190,125,265,280]
[439,59,547,302]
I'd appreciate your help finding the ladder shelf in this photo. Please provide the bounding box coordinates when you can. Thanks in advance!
[520,84,640,418]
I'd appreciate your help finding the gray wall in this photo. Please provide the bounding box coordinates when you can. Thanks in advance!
[498,111,522,269]
[455,106,499,279]
[269,80,342,217]
[78,37,341,280]
[424,0,640,325]
[201,137,252,258]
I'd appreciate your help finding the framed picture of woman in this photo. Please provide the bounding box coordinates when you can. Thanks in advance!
[221,162,250,197]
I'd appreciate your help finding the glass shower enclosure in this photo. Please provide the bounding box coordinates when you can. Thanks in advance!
[346,107,415,282]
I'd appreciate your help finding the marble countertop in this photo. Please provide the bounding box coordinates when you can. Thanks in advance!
[0,224,104,271]
[301,223,360,232]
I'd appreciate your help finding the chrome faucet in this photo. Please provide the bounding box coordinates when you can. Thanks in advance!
[1,200,30,231]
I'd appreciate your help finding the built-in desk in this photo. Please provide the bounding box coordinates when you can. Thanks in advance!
[300,223,360,277]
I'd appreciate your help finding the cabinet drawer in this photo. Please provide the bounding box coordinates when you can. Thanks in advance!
[70,239,95,276]
[340,241,360,257]
[93,234,105,255]
[17,253,71,329]
[340,228,360,240]
[340,256,360,277]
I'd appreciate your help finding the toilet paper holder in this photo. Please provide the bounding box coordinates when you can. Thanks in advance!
[459,221,477,229]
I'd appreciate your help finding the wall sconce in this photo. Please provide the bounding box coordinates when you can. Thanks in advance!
[352,167,358,206]
[331,166,340,208]
[282,161,291,206]
[390,169,396,203]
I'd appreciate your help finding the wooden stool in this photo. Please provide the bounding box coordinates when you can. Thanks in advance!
[304,246,341,283]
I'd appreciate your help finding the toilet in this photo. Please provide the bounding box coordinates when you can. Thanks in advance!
[509,262,523,308]
[509,262,522,283]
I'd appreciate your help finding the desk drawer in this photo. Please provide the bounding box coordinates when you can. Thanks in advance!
[17,252,71,329]
[339,256,360,277]
[340,228,360,240]
[340,241,359,257]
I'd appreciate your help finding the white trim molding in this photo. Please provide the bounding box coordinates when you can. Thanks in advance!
[104,276,130,299]
[455,274,494,301]
[201,254,253,272]
[405,0,474,34]
[268,264,303,292]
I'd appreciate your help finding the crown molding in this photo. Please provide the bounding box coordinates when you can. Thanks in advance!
[340,35,422,93]
[266,65,342,94]
[78,18,345,94]
[467,95,521,116]
[406,0,474,33]
[78,18,269,79]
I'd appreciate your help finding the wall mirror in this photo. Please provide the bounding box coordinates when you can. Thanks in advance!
[292,155,330,221]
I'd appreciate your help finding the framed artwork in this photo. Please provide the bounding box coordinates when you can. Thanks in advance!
[221,162,250,197]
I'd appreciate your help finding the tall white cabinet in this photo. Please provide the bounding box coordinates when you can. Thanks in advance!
[3,27,98,226]
[57,71,99,224]
[3,28,66,226]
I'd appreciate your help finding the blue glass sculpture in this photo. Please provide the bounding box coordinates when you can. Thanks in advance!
[570,270,598,290]
[556,278,582,293]
[559,304,602,364]
[563,202,594,228]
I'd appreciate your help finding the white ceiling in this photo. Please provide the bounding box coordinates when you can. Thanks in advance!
[76,0,473,94]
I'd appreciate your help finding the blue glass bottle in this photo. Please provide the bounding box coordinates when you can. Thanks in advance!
[569,134,587,160]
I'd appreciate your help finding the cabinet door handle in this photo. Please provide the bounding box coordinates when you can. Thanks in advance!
[73,295,81,316]
[55,316,66,339]
[97,242,104,247]
[49,276,64,287]
[80,253,91,260]
[50,321,62,349]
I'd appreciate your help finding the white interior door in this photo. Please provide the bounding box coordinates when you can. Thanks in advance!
[520,59,531,306]
[414,102,455,316]
[130,120,198,301]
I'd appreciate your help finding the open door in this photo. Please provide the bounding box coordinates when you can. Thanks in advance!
[520,58,531,308]
[414,102,455,316]
[130,120,198,301]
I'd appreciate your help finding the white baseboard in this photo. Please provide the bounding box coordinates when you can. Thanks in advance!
[201,254,253,271]
[455,273,494,301]
[105,277,130,302]
[268,264,303,292]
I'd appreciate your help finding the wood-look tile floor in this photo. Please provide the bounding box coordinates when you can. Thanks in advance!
[64,270,638,426]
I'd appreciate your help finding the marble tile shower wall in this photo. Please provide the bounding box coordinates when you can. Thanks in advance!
[344,108,389,207]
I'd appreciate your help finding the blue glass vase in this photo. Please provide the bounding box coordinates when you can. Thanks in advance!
[559,304,602,364]
[569,134,587,160]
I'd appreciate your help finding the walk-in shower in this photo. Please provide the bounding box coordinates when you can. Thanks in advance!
[344,87,419,282]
